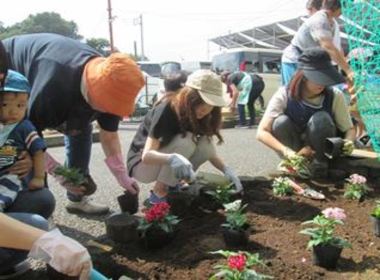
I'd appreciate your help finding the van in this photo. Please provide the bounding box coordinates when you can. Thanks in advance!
[181,61,212,73]
[137,61,162,78]
[211,48,282,106]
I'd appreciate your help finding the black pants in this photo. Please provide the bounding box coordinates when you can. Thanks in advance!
[238,78,265,126]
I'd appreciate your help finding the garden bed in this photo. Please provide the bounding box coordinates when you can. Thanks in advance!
[86,178,380,280]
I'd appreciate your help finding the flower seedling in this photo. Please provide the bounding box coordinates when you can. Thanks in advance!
[222,200,248,231]
[53,166,86,186]
[206,183,236,205]
[137,202,181,237]
[210,250,272,280]
[300,207,351,249]
[279,154,311,179]
[272,177,294,197]
[344,174,369,200]
[371,201,380,218]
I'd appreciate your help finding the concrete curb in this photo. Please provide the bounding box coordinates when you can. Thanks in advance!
[44,131,100,148]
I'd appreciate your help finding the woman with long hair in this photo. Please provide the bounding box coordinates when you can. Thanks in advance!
[128,70,242,204]
[257,48,356,178]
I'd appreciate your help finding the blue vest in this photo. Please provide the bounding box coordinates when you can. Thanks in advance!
[284,89,334,130]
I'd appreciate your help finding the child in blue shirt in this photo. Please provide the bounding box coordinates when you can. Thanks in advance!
[0,70,46,211]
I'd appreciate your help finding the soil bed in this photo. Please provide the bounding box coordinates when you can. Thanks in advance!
[89,179,380,279]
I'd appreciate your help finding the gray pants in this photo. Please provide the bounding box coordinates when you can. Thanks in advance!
[132,133,216,186]
[272,112,336,160]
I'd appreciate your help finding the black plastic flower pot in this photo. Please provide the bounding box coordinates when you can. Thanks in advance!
[312,244,342,269]
[222,226,250,247]
[117,191,139,214]
[46,264,79,280]
[167,192,194,217]
[324,137,344,159]
[196,186,223,211]
[105,212,138,243]
[139,227,176,250]
[370,216,380,237]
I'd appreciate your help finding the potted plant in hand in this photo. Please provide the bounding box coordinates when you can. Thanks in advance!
[210,250,272,280]
[279,154,311,179]
[53,166,96,195]
[344,174,369,201]
[370,201,380,237]
[221,200,250,247]
[272,177,294,197]
[300,207,351,269]
[137,202,181,250]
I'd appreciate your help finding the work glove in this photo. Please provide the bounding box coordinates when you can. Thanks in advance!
[223,166,243,193]
[29,229,92,280]
[282,147,297,159]
[105,154,139,194]
[168,153,196,182]
[44,153,86,195]
[342,139,355,155]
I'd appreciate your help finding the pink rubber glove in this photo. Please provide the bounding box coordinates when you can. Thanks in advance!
[44,153,85,195]
[29,229,92,279]
[105,154,139,194]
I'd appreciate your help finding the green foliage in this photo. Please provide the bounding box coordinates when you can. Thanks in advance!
[0,12,82,40]
[53,166,86,186]
[272,177,293,197]
[371,201,380,218]
[222,200,248,231]
[344,182,369,200]
[210,250,273,280]
[300,215,351,249]
[206,183,236,205]
[279,155,311,179]
[86,38,111,56]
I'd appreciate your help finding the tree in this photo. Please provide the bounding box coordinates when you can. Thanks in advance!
[86,38,111,56]
[0,12,82,40]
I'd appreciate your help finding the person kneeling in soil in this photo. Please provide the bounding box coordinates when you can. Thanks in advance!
[256,48,356,178]
[127,70,243,205]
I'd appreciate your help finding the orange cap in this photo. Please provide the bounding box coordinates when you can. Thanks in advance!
[84,53,145,117]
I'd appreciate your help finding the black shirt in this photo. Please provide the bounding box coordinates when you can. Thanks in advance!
[127,102,180,174]
[3,33,120,134]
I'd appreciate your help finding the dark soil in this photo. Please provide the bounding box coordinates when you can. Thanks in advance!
[88,179,380,280]
[21,178,380,279]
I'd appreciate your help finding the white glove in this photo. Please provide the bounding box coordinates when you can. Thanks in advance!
[223,166,243,193]
[28,229,92,280]
[168,153,196,182]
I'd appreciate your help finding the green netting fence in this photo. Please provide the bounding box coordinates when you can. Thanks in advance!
[341,0,380,154]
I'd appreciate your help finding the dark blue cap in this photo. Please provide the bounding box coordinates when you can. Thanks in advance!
[0,70,30,94]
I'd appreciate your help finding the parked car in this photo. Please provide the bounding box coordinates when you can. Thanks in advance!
[181,61,212,73]
[137,61,162,78]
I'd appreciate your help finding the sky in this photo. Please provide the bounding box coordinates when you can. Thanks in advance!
[2,0,307,62]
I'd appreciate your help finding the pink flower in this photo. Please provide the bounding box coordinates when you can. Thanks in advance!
[348,174,367,185]
[322,207,346,221]
[227,254,247,272]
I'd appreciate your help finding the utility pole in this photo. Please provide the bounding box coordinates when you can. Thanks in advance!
[107,0,115,52]
[140,14,145,61]
[133,14,145,60]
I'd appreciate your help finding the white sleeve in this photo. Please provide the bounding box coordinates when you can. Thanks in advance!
[332,91,354,132]
[263,87,288,119]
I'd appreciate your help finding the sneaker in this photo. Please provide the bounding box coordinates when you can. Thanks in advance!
[309,159,328,179]
[66,196,109,215]
[143,191,167,208]
[0,261,30,279]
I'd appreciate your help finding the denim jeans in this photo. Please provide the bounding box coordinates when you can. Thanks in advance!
[281,62,298,86]
[64,124,93,202]
[0,213,49,273]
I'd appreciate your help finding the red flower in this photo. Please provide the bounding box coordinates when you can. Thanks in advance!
[227,254,247,272]
[144,202,171,223]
